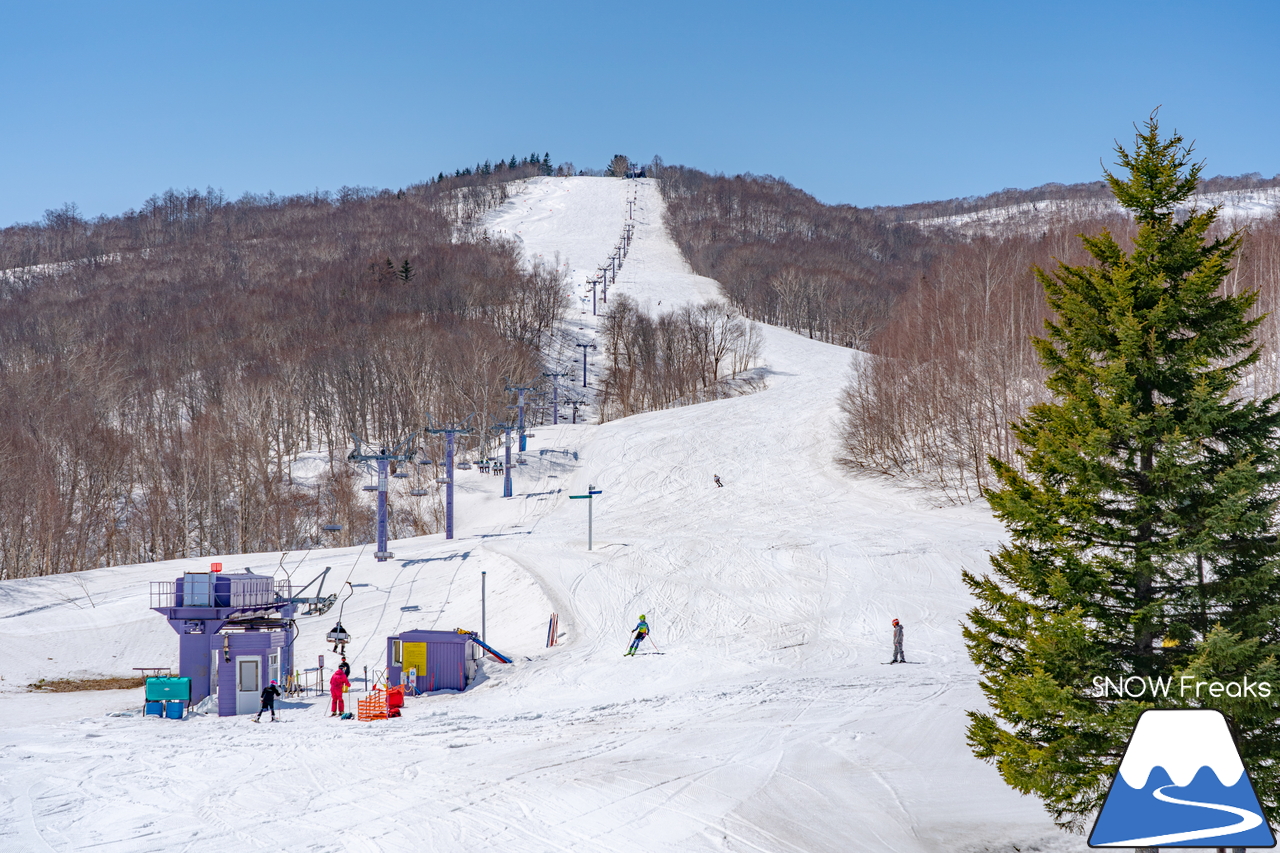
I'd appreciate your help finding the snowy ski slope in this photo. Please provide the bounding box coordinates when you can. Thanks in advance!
[0,177,1087,852]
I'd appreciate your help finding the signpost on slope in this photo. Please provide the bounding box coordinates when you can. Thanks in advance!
[568,485,603,550]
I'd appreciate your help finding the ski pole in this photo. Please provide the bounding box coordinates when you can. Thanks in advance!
[647,636,659,653]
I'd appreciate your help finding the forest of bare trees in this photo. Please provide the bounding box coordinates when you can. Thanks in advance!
[596,295,761,421]
[0,170,567,579]
[654,164,931,351]
[840,207,1280,501]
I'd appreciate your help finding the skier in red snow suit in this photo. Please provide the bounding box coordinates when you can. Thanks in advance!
[329,668,350,716]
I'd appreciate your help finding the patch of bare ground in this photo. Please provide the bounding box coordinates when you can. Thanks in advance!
[28,676,147,692]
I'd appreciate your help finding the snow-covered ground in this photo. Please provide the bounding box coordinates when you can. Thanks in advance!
[912,186,1280,236]
[0,177,1087,852]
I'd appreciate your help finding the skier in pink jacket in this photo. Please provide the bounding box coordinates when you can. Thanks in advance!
[329,667,350,716]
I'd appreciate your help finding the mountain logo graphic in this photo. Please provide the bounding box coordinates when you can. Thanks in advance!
[1089,709,1276,847]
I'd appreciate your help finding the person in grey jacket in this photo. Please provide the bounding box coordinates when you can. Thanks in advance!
[891,619,905,663]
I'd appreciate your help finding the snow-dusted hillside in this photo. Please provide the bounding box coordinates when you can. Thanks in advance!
[0,177,1086,852]
[912,186,1280,236]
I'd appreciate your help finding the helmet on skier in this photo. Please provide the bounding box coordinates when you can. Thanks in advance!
[270,679,277,685]
[892,619,899,626]
[639,615,646,621]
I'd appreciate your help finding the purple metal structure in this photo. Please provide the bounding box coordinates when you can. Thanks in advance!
[150,568,295,716]
[542,370,566,425]
[507,384,537,452]
[503,426,513,498]
[376,458,390,559]
[348,433,423,560]
[575,342,595,388]
[385,630,476,693]
[423,419,474,539]
[445,431,456,539]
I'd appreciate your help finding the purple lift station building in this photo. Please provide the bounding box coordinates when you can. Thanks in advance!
[151,568,294,717]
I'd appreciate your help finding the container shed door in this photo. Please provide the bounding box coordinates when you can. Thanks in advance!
[235,656,260,715]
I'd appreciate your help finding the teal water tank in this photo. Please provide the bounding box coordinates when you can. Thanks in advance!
[145,677,191,701]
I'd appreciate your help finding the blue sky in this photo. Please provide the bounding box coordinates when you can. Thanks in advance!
[2,0,1277,227]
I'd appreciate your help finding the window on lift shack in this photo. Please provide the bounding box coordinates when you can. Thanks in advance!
[393,639,402,667]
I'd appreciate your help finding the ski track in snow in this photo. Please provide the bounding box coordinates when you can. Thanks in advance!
[0,177,1086,852]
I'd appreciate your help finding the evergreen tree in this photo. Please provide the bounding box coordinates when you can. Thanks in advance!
[397,260,414,283]
[508,155,518,169]
[965,115,1280,831]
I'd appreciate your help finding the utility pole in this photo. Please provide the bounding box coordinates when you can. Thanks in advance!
[423,416,475,540]
[575,342,596,388]
[568,484,603,550]
[347,432,422,561]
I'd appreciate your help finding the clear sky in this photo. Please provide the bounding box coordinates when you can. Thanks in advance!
[2,0,1277,227]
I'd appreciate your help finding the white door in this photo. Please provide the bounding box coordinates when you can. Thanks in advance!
[235,657,260,715]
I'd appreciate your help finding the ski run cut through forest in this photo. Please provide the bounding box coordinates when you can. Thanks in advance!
[2,176,1126,853]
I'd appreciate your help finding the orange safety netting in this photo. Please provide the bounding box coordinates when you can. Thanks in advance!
[357,684,406,721]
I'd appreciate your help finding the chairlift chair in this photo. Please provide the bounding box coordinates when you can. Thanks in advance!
[321,523,343,533]
[409,488,429,496]
[327,621,351,652]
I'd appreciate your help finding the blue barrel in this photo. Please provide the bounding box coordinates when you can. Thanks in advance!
[145,701,163,717]
[164,701,184,720]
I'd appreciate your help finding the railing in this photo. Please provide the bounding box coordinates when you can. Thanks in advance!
[150,581,178,609]
[149,577,286,610]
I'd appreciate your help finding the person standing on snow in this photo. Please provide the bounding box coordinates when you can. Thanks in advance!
[329,667,350,716]
[255,679,281,722]
[891,619,905,663]
[713,475,723,488]
[626,614,650,656]
[339,656,351,677]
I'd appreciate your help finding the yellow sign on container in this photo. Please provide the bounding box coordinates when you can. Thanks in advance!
[402,642,427,676]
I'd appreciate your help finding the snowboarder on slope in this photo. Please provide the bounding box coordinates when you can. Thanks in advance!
[626,615,650,656]
[713,475,723,488]
[329,667,350,716]
[255,679,281,722]
[891,619,905,663]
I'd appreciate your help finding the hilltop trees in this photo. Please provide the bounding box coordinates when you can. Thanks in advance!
[964,117,1280,828]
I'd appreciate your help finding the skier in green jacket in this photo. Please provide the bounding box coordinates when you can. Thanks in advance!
[625,615,649,656]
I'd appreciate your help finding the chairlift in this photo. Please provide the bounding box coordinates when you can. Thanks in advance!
[417,459,435,466]
[327,584,354,652]
[457,460,472,470]
[409,488,429,497]
[326,621,350,648]
[435,477,452,484]
[393,472,409,479]
[322,523,343,533]
[516,456,528,466]
[362,484,378,492]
